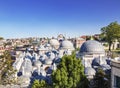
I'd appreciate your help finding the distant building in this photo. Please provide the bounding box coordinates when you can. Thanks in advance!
[0,45,5,55]
[80,35,87,40]
[74,37,86,48]
[0,40,6,55]
[111,40,120,50]
[102,40,120,50]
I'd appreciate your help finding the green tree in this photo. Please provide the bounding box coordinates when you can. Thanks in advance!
[0,50,16,84]
[100,21,120,51]
[51,53,89,88]
[90,69,110,88]
[86,36,91,41]
[29,38,33,44]
[0,37,4,40]
[32,80,51,88]
[4,42,12,47]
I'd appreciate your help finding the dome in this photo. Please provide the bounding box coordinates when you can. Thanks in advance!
[80,40,105,54]
[60,40,74,50]
[38,45,46,51]
[85,67,96,76]
[57,34,64,40]
[92,58,100,66]
[34,60,42,67]
[100,64,111,71]
[50,39,60,46]
[44,59,53,65]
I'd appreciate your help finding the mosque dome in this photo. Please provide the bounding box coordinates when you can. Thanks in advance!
[50,39,60,46]
[57,34,64,40]
[34,60,42,68]
[44,59,53,65]
[60,40,74,50]
[38,45,46,51]
[92,58,100,66]
[100,64,111,71]
[79,40,105,55]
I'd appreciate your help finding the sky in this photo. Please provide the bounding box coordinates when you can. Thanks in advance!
[0,0,120,39]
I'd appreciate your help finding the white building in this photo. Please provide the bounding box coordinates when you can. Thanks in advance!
[111,58,120,88]
[78,40,111,79]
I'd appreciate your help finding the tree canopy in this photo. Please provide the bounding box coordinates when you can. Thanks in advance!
[100,21,120,51]
[89,68,110,88]
[32,80,50,88]
[32,52,89,88]
[0,37,4,40]
[0,50,16,84]
[51,53,89,88]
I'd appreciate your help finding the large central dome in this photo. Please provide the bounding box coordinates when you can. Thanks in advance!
[79,40,105,54]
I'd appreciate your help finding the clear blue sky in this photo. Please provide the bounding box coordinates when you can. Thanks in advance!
[0,0,120,39]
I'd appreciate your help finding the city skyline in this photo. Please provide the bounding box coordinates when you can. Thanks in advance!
[0,0,120,39]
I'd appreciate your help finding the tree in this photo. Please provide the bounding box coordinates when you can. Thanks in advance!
[100,21,120,51]
[51,53,89,88]
[0,50,16,84]
[32,80,51,88]
[90,69,110,88]
[4,42,12,47]
[0,37,4,40]
[86,36,91,41]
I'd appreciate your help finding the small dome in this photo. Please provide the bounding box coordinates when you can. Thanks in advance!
[100,64,111,71]
[80,40,105,54]
[40,69,46,77]
[39,55,46,62]
[46,67,53,74]
[55,58,61,63]
[34,60,42,67]
[60,40,74,50]
[38,45,46,51]
[92,58,100,66]
[85,67,96,76]
[44,59,53,65]
[100,64,111,74]
[57,34,64,40]
[50,39,60,46]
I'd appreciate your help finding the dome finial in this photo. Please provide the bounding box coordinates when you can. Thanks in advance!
[90,35,94,40]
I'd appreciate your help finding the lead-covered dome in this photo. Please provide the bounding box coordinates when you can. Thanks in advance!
[34,60,42,68]
[80,40,105,54]
[50,39,60,46]
[44,59,53,65]
[60,40,74,50]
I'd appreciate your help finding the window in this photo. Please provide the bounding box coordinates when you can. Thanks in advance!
[114,76,120,88]
[117,44,120,48]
